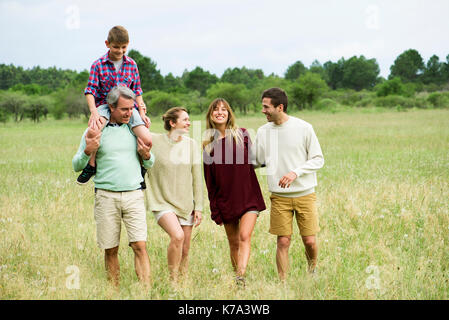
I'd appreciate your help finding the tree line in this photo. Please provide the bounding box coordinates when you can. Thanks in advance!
[0,48,448,123]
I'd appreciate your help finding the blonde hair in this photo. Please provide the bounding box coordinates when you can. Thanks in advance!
[162,107,188,131]
[202,98,243,154]
[107,26,129,44]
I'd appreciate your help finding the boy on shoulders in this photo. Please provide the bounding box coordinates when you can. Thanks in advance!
[77,25,152,185]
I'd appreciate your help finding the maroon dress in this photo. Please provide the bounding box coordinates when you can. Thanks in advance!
[203,128,266,225]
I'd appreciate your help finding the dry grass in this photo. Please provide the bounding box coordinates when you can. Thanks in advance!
[0,108,448,299]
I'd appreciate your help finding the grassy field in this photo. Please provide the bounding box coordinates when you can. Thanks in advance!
[0,108,448,300]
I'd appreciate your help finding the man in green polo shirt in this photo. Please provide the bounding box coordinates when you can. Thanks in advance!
[72,85,154,287]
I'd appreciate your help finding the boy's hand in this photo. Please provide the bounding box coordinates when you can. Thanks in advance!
[138,102,151,129]
[139,110,151,128]
[84,129,101,156]
[88,110,103,131]
[137,137,151,160]
[143,115,151,128]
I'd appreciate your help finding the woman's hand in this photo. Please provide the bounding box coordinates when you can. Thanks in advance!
[193,211,202,227]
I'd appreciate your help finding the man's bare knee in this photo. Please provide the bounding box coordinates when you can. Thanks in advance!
[130,241,147,254]
[105,246,119,257]
[302,236,316,248]
[277,236,291,250]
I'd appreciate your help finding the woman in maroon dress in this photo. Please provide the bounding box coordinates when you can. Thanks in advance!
[203,98,266,285]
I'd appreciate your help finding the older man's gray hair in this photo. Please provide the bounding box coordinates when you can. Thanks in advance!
[107,85,136,107]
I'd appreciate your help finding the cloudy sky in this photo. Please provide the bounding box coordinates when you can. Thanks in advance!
[1,0,448,78]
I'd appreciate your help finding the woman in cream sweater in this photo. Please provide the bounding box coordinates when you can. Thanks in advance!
[144,107,203,282]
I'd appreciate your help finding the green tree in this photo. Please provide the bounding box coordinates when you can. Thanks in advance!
[64,88,88,119]
[284,61,307,81]
[0,64,22,90]
[309,60,326,80]
[10,83,52,95]
[183,67,218,95]
[148,91,182,116]
[24,96,52,123]
[71,70,90,91]
[423,55,445,85]
[181,90,209,114]
[323,59,345,90]
[206,82,250,114]
[290,72,328,109]
[0,91,8,122]
[128,49,164,91]
[0,91,28,122]
[389,49,425,82]
[221,67,264,88]
[376,77,405,97]
[0,64,78,91]
[163,72,186,93]
[427,92,449,108]
[443,54,449,83]
[341,55,380,91]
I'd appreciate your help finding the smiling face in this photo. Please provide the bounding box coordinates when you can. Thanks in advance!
[105,41,129,62]
[170,110,190,134]
[109,96,134,124]
[262,97,283,123]
[211,102,229,126]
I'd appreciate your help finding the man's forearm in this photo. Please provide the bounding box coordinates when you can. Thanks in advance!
[72,131,90,172]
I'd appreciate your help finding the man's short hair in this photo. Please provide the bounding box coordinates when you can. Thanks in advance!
[107,26,129,44]
[261,87,288,113]
[107,86,136,107]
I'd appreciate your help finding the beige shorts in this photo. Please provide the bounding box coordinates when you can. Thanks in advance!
[269,192,320,237]
[153,210,194,226]
[94,189,147,249]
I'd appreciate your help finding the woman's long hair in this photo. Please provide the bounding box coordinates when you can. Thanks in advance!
[202,98,243,154]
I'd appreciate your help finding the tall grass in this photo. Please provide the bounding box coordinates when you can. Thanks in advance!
[0,108,448,299]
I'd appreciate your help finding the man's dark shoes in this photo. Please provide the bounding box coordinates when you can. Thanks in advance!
[76,164,96,185]
[140,166,147,190]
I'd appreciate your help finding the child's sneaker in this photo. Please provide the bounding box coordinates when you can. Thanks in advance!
[140,166,147,190]
[76,164,96,185]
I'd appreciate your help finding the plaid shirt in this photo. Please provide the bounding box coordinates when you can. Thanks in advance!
[84,51,143,107]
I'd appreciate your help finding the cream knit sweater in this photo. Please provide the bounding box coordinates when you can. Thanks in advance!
[253,116,324,197]
[144,133,203,219]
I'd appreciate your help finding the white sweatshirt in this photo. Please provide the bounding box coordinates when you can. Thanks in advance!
[253,116,324,197]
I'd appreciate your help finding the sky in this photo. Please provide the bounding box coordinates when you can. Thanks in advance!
[1,0,449,79]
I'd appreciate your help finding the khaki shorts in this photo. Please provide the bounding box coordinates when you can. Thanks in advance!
[269,192,320,237]
[94,189,147,249]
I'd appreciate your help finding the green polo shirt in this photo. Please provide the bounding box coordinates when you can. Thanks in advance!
[72,124,154,191]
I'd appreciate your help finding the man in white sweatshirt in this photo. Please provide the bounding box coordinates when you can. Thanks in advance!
[253,87,324,280]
